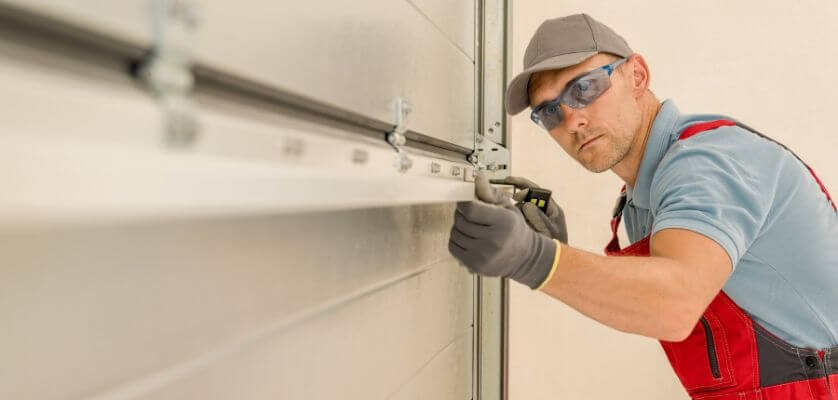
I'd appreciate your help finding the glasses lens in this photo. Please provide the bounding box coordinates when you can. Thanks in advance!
[563,69,611,108]
[534,101,563,131]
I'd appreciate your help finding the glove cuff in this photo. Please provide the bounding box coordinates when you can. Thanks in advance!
[513,234,559,289]
[535,240,562,290]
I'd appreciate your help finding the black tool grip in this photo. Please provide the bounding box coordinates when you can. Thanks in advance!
[524,188,552,213]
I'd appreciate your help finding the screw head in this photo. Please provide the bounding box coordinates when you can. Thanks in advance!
[388,132,406,146]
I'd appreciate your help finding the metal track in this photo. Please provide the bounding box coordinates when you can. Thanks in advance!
[0,1,473,161]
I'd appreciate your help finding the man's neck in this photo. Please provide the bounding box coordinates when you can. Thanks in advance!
[612,95,661,187]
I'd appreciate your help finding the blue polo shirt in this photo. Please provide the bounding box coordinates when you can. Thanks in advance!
[622,100,838,349]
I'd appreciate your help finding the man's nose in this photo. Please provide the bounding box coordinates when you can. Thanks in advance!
[561,104,588,132]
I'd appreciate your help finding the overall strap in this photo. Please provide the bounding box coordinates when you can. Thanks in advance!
[604,186,627,255]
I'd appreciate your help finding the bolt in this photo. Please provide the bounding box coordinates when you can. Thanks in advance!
[388,132,406,147]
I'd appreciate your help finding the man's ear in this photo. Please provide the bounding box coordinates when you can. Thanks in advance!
[626,54,651,98]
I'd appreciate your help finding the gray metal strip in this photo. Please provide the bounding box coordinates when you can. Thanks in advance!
[475,3,510,399]
[478,0,508,146]
[476,276,509,400]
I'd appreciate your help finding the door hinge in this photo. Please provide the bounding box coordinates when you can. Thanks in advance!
[469,133,510,180]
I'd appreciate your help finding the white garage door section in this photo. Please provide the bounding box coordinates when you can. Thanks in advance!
[0,0,510,399]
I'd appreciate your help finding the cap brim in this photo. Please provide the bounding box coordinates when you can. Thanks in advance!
[505,51,598,115]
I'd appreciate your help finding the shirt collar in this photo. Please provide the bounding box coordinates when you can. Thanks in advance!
[625,99,681,209]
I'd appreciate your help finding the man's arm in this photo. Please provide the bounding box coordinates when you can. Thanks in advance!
[539,228,732,341]
[449,173,735,341]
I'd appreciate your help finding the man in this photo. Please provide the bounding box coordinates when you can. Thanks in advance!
[448,13,838,399]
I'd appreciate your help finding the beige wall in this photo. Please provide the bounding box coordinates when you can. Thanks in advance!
[508,1,838,399]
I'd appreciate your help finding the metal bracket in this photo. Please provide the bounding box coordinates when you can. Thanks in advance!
[386,97,413,173]
[469,134,510,180]
[140,0,200,148]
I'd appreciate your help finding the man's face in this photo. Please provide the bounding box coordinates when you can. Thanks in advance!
[528,54,642,173]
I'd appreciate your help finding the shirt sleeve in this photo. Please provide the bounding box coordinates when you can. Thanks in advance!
[649,129,773,268]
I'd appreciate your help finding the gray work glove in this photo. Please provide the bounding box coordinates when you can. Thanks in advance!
[493,176,568,244]
[448,172,558,289]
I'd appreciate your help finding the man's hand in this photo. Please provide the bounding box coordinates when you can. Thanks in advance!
[493,176,568,243]
[448,172,558,289]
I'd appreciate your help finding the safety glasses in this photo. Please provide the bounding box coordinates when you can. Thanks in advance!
[530,58,627,131]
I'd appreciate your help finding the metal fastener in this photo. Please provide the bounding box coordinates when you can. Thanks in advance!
[387,96,413,173]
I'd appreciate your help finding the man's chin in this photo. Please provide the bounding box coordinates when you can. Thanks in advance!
[579,150,627,173]
[579,158,614,173]
[585,165,612,173]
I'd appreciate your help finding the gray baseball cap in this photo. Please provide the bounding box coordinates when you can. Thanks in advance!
[505,14,633,115]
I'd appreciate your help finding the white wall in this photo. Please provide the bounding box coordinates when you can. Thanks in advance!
[508,1,838,399]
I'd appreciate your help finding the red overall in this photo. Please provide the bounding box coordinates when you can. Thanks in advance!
[605,120,838,399]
